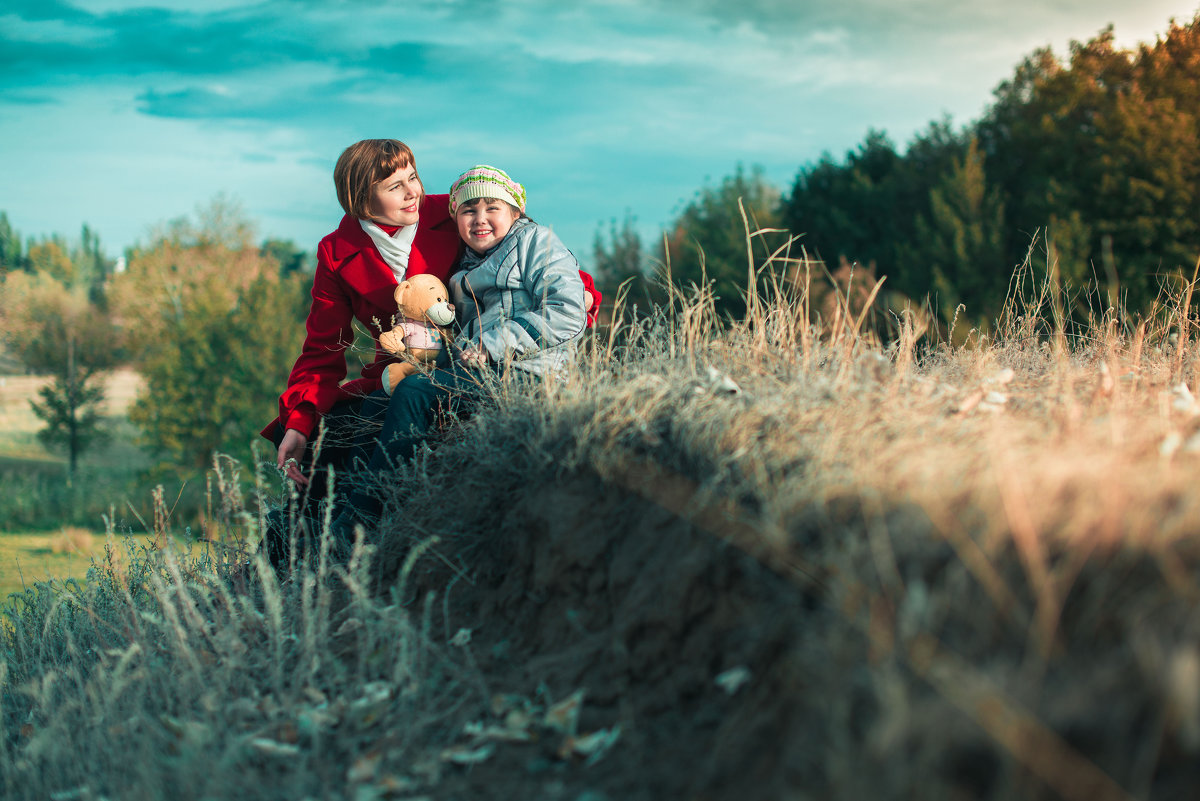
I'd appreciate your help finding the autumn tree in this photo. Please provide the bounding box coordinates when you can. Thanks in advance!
[113,197,309,469]
[27,238,74,285]
[775,14,1200,322]
[978,19,1200,312]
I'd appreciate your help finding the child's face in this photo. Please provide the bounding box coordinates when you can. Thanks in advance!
[369,164,422,226]
[456,198,518,254]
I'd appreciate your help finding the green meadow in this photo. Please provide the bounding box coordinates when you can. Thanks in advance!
[0,528,104,599]
[0,369,187,597]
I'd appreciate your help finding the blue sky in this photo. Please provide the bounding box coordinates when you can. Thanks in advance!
[2,0,1197,268]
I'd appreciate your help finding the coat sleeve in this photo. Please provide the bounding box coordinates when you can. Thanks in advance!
[448,269,480,331]
[275,241,356,437]
[477,227,587,362]
[578,269,602,326]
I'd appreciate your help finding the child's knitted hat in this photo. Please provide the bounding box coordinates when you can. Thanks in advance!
[449,165,526,215]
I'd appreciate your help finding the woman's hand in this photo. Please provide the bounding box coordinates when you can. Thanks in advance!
[458,345,489,369]
[277,428,310,486]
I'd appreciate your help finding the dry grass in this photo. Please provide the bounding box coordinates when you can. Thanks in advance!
[46,527,95,555]
[3,236,1200,799]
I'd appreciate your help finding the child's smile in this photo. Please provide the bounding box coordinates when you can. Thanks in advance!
[456,198,519,254]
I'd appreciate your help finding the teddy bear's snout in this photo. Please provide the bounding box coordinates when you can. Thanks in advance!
[427,301,455,327]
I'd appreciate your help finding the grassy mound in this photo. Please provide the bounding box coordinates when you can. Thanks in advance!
[4,275,1200,799]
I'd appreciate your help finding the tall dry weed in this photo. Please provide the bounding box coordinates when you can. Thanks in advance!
[0,450,484,800]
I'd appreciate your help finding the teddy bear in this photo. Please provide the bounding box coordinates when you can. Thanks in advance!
[378,273,456,394]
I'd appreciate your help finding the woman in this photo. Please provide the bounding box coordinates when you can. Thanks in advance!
[260,139,460,562]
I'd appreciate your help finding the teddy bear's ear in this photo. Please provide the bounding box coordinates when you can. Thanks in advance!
[394,281,408,304]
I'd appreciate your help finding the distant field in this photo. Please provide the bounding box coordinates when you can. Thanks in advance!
[0,368,153,592]
[0,366,222,603]
[0,367,143,459]
[0,528,206,602]
[0,528,109,599]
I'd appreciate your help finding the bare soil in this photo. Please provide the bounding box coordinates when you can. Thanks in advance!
[381,457,1200,801]
[415,472,821,800]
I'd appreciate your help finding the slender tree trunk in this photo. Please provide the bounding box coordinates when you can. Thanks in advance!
[66,336,77,486]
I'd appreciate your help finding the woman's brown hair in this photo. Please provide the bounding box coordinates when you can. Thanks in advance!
[333,139,422,218]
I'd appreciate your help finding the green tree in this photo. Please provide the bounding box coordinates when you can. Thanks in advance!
[912,138,1011,323]
[781,123,968,303]
[782,130,901,270]
[261,238,310,276]
[114,199,309,468]
[593,211,659,309]
[127,275,306,469]
[662,165,784,317]
[0,212,26,273]
[0,272,120,481]
[75,224,116,302]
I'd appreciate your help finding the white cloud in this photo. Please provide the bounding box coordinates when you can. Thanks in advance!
[1,13,103,44]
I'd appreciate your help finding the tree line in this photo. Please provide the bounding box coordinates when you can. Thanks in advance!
[595,15,1200,327]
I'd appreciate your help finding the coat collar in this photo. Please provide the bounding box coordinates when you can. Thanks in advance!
[326,193,457,283]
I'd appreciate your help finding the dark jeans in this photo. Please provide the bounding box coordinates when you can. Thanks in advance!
[268,394,386,512]
[343,363,499,523]
[267,364,499,562]
[362,363,494,473]
[266,395,387,565]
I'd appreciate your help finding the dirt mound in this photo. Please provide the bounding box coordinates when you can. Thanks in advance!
[419,470,828,799]
[383,452,1200,801]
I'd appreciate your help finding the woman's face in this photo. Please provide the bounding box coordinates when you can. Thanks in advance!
[456,198,519,254]
[369,164,422,226]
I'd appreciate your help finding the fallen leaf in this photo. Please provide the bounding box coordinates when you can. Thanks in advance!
[544,690,584,736]
[440,743,495,765]
[348,751,382,784]
[562,726,622,764]
[715,666,752,695]
[249,738,301,757]
[463,720,534,744]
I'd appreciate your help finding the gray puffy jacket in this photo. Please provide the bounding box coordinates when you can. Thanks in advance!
[448,218,587,376]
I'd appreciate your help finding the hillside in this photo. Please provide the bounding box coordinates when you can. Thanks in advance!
[4,286,1200,799]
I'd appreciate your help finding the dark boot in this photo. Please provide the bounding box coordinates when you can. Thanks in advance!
[263,506,293,570]
[328,490,382,563]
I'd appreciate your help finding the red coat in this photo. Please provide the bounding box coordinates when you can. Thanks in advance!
[262,194,461,439]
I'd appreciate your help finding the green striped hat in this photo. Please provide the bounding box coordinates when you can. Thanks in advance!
[449,165,526,215]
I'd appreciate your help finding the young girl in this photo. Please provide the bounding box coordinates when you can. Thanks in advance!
[447,164,589,377]
[331,165,589,534]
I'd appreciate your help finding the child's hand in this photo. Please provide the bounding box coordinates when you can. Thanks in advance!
[458,345,489,369]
